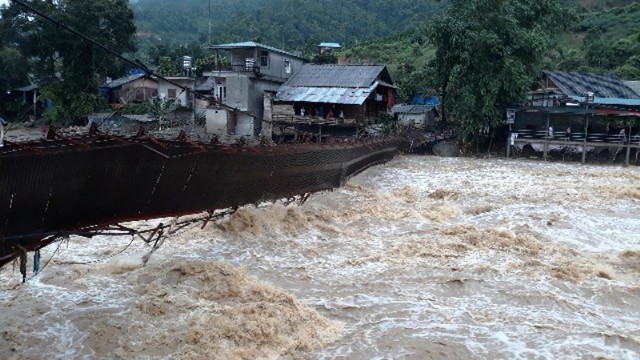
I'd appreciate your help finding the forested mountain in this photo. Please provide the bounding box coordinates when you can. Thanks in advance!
[133,0,269,44]
[132,0,446,53]
[342,0,640,100]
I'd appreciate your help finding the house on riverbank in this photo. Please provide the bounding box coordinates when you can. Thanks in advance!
[511,71,640,165]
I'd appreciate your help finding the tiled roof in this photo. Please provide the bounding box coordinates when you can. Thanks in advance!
[282,64,389,88]
[543,71,640,99]
[210,42,306,60]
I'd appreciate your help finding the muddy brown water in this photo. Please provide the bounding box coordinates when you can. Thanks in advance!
[1,155,639,359]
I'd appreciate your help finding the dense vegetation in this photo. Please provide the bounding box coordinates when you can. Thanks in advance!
[342,0,640,101]
[132,0,446,56]
[431,0,570,148]
[0,0,137,122]
[556,2,640,78]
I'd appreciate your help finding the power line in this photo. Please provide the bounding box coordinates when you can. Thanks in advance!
[8,0,258,120]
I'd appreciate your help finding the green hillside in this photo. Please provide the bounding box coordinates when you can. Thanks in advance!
[342,1,640,100]
[132,0,446,54]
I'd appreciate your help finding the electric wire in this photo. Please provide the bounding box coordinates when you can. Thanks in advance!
[8,0,259,120]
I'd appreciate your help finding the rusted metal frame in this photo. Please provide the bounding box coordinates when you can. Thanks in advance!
[48,128,92,150]
[98,132,130,145]
[137,223,164,244]
[177,131,208,152]
[2,140,43,154]
[299,193,312,206]
[145,134,169,151]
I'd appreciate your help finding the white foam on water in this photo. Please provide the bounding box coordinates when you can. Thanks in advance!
[1,155,639,358]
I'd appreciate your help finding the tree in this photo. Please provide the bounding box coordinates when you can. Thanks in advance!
[430,0,572,150]
[0,0,137,123]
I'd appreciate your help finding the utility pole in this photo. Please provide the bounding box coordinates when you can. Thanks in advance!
[208,0,212,47]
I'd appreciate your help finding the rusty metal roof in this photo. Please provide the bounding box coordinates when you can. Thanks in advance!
[275,82,379,105]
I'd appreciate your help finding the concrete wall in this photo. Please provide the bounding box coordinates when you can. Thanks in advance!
[261,93,274,138]
[158,78,194,107]
[206,108,230,135]
[259,51,304,80]
[223,75,252,111]
[114,78,157,103]
[398,114,427,128]
[228,48,304,81]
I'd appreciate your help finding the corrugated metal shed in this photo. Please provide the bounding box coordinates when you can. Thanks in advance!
[283,64,387,88]
[276,82,378,105]
[543,71,640,99]
[625,81,640,97]
[210,41,306,60]
[391,105,436,114]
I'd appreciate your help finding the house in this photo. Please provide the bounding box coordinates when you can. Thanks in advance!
[391,104,438,130]
[516,70,640,133]
[266,64,397,139]
[100,74,158,104]
[511,70,640,164]
[318,42,341,54]
[156,76,195,108]
[274,64,396,121]
[203,42,307,136]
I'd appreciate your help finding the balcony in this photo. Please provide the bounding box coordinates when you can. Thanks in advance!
[211,63,261,75]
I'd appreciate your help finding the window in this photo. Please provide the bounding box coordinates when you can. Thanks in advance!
[168,88,177,99]
[216,84,226,101]
[284,59,291,74]
[260,50,269,67]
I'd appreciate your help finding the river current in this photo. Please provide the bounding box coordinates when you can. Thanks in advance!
[1,155,639,359]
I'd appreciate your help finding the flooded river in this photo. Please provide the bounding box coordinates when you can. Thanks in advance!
[1,155,640,359]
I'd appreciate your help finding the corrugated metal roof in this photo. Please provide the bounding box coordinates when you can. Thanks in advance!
[319,42,341,48]
[102,74,151,89]
[275,82,378,105]
[283,64,388,88]
[625,81,640,97]
[569,96,640,106]
[391,105,436,114]
[210,41,306,60]
[543,71,640,99]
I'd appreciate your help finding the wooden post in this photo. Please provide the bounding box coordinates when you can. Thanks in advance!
[625,124,632,167]
[544,113,550,161]
[506,124,511,158]
[582,110,589,164]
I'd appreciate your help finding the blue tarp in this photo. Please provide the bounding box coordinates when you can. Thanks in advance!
[409,95,440,106]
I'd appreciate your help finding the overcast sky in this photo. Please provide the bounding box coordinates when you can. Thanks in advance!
[0,0,8,6]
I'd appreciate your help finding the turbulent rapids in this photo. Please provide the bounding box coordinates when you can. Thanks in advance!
[0,131,404,268]
[1,155,639,359]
